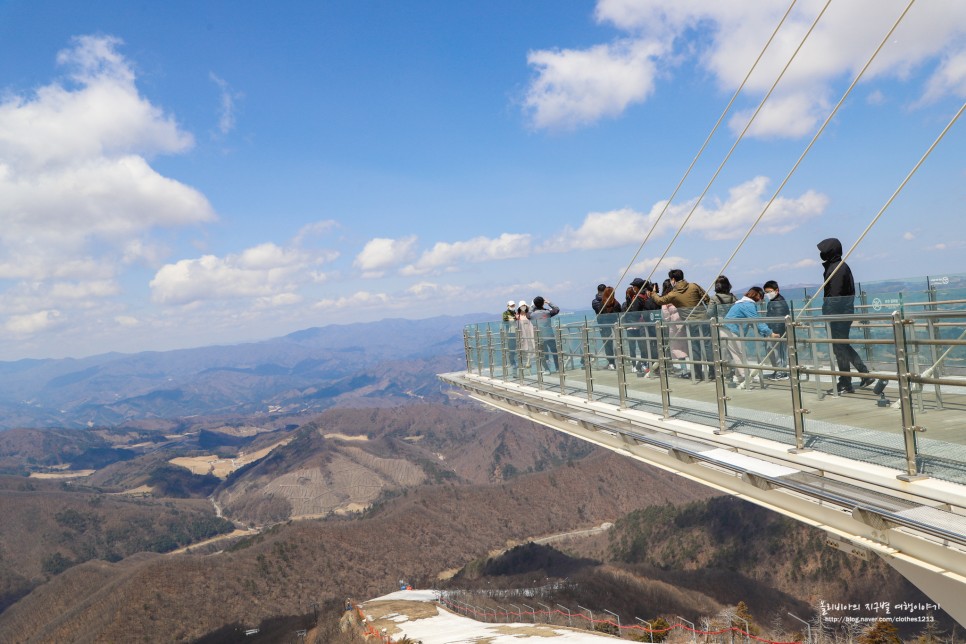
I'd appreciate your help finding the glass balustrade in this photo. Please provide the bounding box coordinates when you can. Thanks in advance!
[459,273,966,486]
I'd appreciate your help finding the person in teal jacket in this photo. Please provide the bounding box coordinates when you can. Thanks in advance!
[722,287,779,388]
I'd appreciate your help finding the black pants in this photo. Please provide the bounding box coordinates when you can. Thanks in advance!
[599,327,615,366]
[686,322,713,379]
[829,321,868,387]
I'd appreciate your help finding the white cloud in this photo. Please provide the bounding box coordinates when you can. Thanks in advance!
[666,176,828,240]
[902,231,916,241]
[5,310,63,335]
[541,207,648,252]
[209,72,241,135]
[353,236,419,276]
[546,177,827,251]
[525,39,664,129]
[401,233,532,276]
[2,36,194,169]
[293,220,338,245]
[768,258,820,271]
[627,255,690,278]
[254,293,302,309]
[114,315,139,327]
[728,91,827,139]
[529,1,966,135]
[405,281,464,299]
[313,290,393,311]
[150,243,332,306]
[919,49,966,104]
[49,280,120,300]
[0,34,217,334]
[867,89,886,105]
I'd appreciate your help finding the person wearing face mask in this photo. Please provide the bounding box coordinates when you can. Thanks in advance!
[817,238,873,394]
[502,300,517,369]
[722,287,780,389]
[763,281,790,379]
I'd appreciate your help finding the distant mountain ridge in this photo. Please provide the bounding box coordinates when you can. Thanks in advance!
[0,314,485,430]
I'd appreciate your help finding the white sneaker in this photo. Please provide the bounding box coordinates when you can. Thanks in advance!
[607,364,616,370]
[543,370,551,375]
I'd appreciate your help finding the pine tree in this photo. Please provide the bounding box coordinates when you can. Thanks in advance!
[858,619,901,644]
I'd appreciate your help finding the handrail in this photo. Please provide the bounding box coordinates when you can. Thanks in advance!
[464,305,966,481]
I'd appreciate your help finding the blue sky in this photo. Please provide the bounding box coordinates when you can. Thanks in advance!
[0,0,963,359]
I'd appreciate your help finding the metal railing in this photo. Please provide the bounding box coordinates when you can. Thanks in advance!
[462,290,966,485]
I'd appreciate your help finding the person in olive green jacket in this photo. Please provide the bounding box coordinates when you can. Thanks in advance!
[650,269,713,380]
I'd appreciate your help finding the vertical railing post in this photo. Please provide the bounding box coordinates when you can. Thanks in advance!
[556,325,566,389]
[655,320,672,419]
[892,311,926,480]
[474,328,483,376]
[925,317,944,409]
[582,322,594,401]
[858,285,873,364]
[557,604,572,628]
[615,318,627,408]
[926,275,937,312]
[486,326,495,378]
[500,326,509,381]
[463,328,472,371]
[786,318,809,453]
[709,319,728,435]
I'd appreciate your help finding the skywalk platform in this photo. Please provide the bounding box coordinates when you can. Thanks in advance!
[440,276,966,626]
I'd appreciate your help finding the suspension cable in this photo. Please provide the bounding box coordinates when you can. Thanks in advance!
[606,0,800,304]
[741,100,963,378]
[802,101,964,315]
[638,0,833,291]
[698,0,917,309]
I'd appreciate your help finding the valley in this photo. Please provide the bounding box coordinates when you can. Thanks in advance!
[0,315,956,642]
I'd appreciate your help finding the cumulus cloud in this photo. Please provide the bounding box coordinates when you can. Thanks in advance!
[5,310,63,335]
[353,236,419,276]
[919,49,966,104]
[683,176,828,239]
[0,34,216,335]
[545,177,827,250]
[401,233,532,276]
[150,242,333,306]
[527,1,966,134]
[541,208,649,252]
[525,39,664,129]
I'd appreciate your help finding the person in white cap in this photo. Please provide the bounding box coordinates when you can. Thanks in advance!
[502,300,517,369]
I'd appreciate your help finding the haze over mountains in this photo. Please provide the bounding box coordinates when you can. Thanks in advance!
[0,313,955,641]
[0,314,483,430]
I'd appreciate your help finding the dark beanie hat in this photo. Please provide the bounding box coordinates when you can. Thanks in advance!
[630,277,645,288]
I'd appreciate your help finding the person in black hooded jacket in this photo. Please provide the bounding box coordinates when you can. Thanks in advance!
[818,237,872,393]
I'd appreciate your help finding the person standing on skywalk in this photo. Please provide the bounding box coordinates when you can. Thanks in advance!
[527,296,560,374]
[817,237,874,394]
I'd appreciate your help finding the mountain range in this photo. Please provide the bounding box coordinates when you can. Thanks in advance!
[0,314,484,430]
